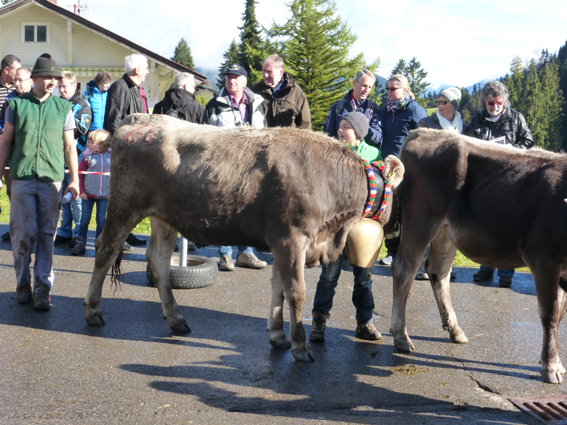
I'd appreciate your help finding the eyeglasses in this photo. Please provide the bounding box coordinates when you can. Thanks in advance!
[435,100,450,106]
[487,101,504,106]
[386,86,402,92]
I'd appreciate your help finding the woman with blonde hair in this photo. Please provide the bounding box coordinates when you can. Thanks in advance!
[378,74,427,265]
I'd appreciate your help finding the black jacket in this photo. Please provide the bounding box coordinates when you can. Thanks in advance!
[104,73,145,135]
[153,88,204,124]
[465,107,533,149]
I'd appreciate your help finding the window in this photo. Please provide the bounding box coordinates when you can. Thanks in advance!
[21,23,50,44]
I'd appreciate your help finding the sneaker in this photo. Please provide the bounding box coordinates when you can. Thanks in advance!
[450,270,457,280]
[1,231,10,241]
[379,254,394,266]
[236,253,267,269]
[218,255,235,271]
[126,233,147,245]
[33,293,51,311]
[54,235,73,245]
[355,321,382,340]
[309,311,328,342]
[499,275,512,288]
[473,270,494,281]
[16,285,32,304]
[415,271,429,280]
[70,236,86,256]
[122,242,133,252]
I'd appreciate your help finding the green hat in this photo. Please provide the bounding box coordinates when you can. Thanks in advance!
[31,53,62,78]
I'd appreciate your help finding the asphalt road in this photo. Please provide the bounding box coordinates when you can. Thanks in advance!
[0,224,564,424]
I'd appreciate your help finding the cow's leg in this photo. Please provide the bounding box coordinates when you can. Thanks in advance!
[531,264,565,383]
[391,213,442,352]
[147,217,190,334]
[425,227,468,344]
[269,244,313,362]
[84,210,140,326]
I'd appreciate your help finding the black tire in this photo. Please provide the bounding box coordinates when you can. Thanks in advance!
[146,255,218,289]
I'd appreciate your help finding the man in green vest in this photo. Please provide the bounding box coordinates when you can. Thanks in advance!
[0,53,79,311]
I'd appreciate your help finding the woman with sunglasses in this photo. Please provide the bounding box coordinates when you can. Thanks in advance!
[413,88,468,280]
[465,80,533,288]
[378,74,427,265]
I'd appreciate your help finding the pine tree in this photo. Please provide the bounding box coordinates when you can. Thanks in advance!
[270,0,379,130]
[378,57,428,107]
[216,39,240,90]
[539,62,564,151]
[171,38,195,70]
[520,59,544,147]
[237,0,264,85]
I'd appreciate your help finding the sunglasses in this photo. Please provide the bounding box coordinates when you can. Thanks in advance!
[386,86,402,92]
[435,100,450,106]
[488,101,504,106]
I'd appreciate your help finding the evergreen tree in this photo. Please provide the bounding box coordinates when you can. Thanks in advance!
[216,39,240,90]
[519,59,544,147]
[537,48,551,73]
[558,39,567,150]
[171,38,195,69]
[237,0,264,85]
[270,0,379,130]
[378,57,428,107]
[539,62,564,151]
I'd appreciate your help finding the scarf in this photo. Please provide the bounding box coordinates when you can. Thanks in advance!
[436,110,464,134]
[386,93,411,114]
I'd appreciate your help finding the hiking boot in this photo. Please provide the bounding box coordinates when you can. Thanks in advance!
[16,285,32,304]
[1,231,10,241]
[122,242,133,252]
[126,233,147,245]
[70,236,86,256]
[54,235,73,245]
[33,293,51,311]
[68,237,78,247]
[379,254,394,266]
[415,271,429,280]
[309,311,328,342]
[355,321,382,341]
[473,269,494,281]
[236,253,267,269]
[218,255,235,271]
[499,275,512,288]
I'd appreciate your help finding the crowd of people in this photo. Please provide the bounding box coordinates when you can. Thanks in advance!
[0,51,533,318]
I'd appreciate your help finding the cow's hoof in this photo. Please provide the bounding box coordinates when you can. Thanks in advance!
[85,313,106,326]
[450,330,469,344]
[270,337,291,349]
[391,329,415,352]
[541,369,564,384]
[170,319,191,334]
[292,348,315,362]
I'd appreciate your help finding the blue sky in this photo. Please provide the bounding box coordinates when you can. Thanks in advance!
[73,0,567,88]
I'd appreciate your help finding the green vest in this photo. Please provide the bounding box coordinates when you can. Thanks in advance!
[351,140,382,162]
[9,93,72,182]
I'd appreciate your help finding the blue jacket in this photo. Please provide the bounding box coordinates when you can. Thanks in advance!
[380,98,427,158]
[323,90,382,148]
[0,89,18,130]
[84,80,107,131]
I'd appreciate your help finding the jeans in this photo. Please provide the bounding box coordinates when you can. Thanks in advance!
[10,178,61,295]
[58,174,82,238]
[79,197,108,239]
[312,250,375,324]
[219,246,254,258]
[479,265,515,279]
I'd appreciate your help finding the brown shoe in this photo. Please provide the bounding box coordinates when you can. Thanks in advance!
[355,321,382,340]
[309,311,328,342]
[235,253,267,269]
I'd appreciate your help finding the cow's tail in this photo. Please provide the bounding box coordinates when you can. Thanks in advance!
[110,251,124,293]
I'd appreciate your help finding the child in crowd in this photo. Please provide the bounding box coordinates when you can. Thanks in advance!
[71,130,111,256]
[310,111,382,343]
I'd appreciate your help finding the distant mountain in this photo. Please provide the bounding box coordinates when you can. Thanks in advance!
[427,77,501,95]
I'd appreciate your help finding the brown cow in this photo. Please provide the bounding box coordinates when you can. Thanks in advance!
[391,128,567,383]
[83,114,403,362]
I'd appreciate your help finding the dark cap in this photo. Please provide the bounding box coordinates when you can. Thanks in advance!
[341,111,369,140]
[225,64,247,78]
[31,53,62,78]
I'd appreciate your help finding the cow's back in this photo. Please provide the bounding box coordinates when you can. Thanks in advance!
[401,129,567,268]
[109,114,368,266]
